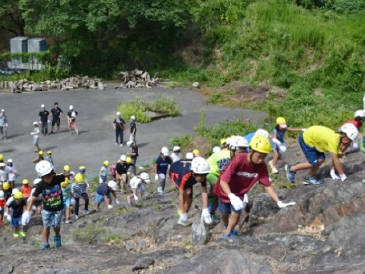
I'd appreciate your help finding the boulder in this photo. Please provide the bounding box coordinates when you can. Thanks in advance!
[132,257,155,271]
[191,220,211,245]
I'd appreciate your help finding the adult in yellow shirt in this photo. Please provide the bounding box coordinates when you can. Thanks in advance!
[285,124,358,185]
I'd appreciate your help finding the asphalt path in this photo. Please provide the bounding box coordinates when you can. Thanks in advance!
[0,87,267,182]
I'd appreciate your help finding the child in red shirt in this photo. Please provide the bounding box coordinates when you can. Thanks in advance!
[0,190,5,225]
[22,179,32,201]
[214,135,295,238]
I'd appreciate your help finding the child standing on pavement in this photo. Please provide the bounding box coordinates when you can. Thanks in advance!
[6,159,17,189]
[71,173,89,220]
[269,117,303,174]
[33,150,44,164]
[99,160,110,184]
[5,191,27,238]
[0,109,8,139]
[31,121,41,152]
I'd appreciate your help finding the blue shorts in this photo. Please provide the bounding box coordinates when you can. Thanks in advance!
[41,209,62,228]
[218,200,242,215]
[95,193,111,204]
[138,183,145,194]
[299,134,325,166]
[11,216,22,227]
[63,197,71,207]
[100,176,107,183]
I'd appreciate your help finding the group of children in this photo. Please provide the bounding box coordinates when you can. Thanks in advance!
[0,107,363,246]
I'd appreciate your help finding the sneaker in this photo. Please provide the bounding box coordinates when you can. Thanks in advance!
[157,187,163,195]
[177,209,182,217]
[303,177,323,185]
[120,144,123,147]
[41,242,50,250]
[19,231,26,237]
[177,218,192,227]
[269,160,278,174]
[65,219,71,224]
[75,215,79,220]
[285,164,296,182]
[54,235,62,248]
[13,233,20,238]
[231,228,238,236]
[84,210,90,215]
[115,143,118,145]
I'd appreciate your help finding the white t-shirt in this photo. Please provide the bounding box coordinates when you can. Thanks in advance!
[0,169,8,182]
[170,153,181,163]
[6,166,17,181]
[130,176,142,189]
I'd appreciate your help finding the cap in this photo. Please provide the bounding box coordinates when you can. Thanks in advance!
[116,112,121,115]
[41,104,45,108]
[131,115,136,120]
[7,159,12,163]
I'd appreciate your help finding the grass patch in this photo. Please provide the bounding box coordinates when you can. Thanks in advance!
[104,234,126,245]
[117,96,179,123]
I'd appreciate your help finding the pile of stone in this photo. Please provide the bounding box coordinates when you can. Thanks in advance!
[0,76,105,93]
[115,69,159,89]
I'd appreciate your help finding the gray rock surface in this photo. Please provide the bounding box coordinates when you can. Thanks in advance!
[191,220,211,245]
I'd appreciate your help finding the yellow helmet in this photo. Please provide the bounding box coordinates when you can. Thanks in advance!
[103,160,110,167]
[79,166,86,172]
[3,182,10,190]
[276,117,286,125]
[61,181,68,188]
[75,173,84,183]
[126,157,132,164]
[47,150,52,155]
[0,154,3,161]
[192,149,200,156]
[64,165,70,172]
[249,135,271,154]
[22,179,29,185]
[220,139,226,145]
[39,150,44,156]
[14,191,23,199]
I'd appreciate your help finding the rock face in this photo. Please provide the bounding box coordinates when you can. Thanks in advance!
[1,147,365,273]
[164,249,273,274]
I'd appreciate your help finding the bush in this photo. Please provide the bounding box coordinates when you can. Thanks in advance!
[117,96,179,123]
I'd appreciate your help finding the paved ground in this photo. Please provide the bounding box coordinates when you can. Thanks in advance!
[0,87,267,182]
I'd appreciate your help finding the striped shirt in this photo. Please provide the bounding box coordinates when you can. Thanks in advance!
[71,182,88,198]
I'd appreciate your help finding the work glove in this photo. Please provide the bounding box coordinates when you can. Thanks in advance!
[201,208,212,224]
[330,169,341,180]
[243,194,249,204]
[115,198,120,204]
[154,174,159,181]
[279,145,287,153]
[108,204,113,209]
[134,195,139,201]
[277,201,296,208]
[5,212,11,222]
[22,211,31,226]
[301,128,306,132]
[340,173,347,182]
[228,193,244,211]
[353,142,359,150]
[272,138,281,146]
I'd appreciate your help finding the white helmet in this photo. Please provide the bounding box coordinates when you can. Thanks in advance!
[186,152,194,160]
[41,104,45,108]
[236,136,249,148]
[108,180,117,191]
[33,121,38,126]
[340,123,359,142]
[7,159,13,163]
[130,115,136,120]
[254,129,269,138]
[0,190,4,199]
[354,110,365,119]
[173,146,180,152]
[69,105,74,110]
[33,178,42,185]
[12,188,20,195]
[116,112,121,116]
[120,154,127,161]
[140,172,150,182]
[0,163,5,167]
[191,157,210,175]
[212,146,221,153]
[161,146,169,156]
[35,160,53,177]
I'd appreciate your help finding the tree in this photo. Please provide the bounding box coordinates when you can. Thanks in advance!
[0,0,25,36]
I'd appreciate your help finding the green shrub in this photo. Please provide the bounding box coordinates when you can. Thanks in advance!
[169,135,195,150]
[117,96,179,123]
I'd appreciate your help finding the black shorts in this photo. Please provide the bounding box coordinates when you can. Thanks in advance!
[52,118,60,126]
